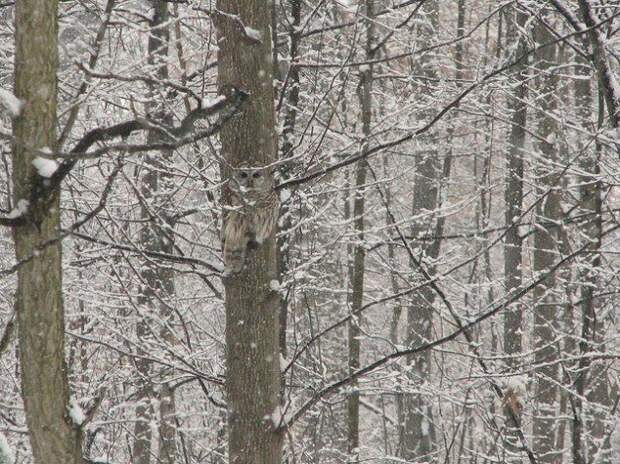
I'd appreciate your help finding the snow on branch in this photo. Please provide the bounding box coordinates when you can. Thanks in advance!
[575,0,620,128]
[64,87,247,161]
[202,8,263,44]
[280,242,587,452]
[32,155,59,178]
[0,431,14,464]
[0,200,29,226]
[548,0,620,128]
[276,23,610,193]
[243,26,262,42]
[77,62,203,104]
[0,88,24,118]
[0,87,248,229]
[68,398,86,426]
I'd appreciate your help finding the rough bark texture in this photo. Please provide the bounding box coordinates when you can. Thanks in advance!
[567,8,615,460]
[278,0,302,360]
[572,58,611,464]
[132,4,178,463]
[216,1,283,463]
[132,3,178,463]
[346,1,375,459]
[502,5,527,460]
[531,16,562,464]
[576,0,620,128]
[12,1,83,463]
[402,2,439,461]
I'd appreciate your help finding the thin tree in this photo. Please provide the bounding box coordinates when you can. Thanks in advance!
[132,2,178,464]
[278,0,302,360]
[502,4,528,460]
[346,1,375,460]
[531,12,563,464]
[572,53,611,464]
[403,2,440,460]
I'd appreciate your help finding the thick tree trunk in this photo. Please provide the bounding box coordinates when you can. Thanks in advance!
[531,16,562,464]
[216,1,283,463]
[502,5,527,460]
[12,1,83,463]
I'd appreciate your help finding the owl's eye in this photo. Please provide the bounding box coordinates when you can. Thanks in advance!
[252,172,261,179]
[239,171,249,179]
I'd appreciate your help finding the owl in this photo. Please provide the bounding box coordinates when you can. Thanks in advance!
[221,164,279,273]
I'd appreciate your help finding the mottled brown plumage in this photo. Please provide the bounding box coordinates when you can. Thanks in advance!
[221,165,278,273]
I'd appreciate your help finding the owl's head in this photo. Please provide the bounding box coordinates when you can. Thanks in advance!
[230,165,272,197]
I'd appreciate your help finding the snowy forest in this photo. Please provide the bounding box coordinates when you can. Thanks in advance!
[0,0,619,463]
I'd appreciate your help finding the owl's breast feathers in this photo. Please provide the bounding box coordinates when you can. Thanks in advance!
[227,184,278,209]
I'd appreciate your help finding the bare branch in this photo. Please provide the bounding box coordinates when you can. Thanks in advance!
[276,18,618,192]
[0,88,248,230]
[575,0,620,127]
[281,241,590,435]
[0,313,15,358]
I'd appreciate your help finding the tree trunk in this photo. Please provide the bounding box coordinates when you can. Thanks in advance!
[575,0,620,128]
[133,3,178,463]
[531,15,562,464]
[278,0,302,361]
[12,1,83,463]
[572,60,611,463]
[402,2,439,461]
[216,1,283,462]
[346,1,375,460]
[502,5,527,460]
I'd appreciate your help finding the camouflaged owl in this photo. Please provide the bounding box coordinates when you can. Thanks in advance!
[221,163,279,273]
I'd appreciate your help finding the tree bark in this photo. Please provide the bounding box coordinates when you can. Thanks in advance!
[531,14,562,464]
[12,1,83,463]
[216,1,283,463]
[502,5,528,460]
[572,63,611,463]
[403,2,439,461]
[575,0,620,128]
[278,0,302,361]
[132,3,178,463]
[346,1,375,460]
